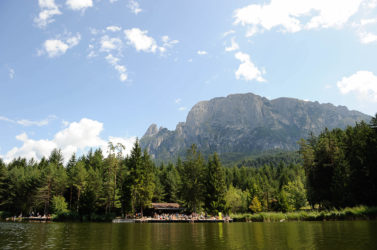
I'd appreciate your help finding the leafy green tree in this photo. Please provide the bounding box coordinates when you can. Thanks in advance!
[224,186,248,213]
[249,196,262,213]
[283,179,307,210]
[276,190,291,212]
[52,195,68,214]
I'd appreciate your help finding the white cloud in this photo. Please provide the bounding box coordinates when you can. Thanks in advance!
[175,98,182,104]
[161,36,179,47]
[235,52,265,82]
[128,0,142,15]
[197,50,208,55]
[109,0,119,3]
[178,107,187,111]
[223,30,236,37]
[34,0,61,28]
[41,33,81,58]
[225,37,239,52]
[87,44,97,58]
[66,34,81,47]
[124,28,158,53]
[9,68,15,79]
[124,29,178,54]
[105,54,128,82]
[337,70,377,102]
[359,32,377,44]
[66,0,93,11]
[0,116,14,123]
[105,136,137,156]
[44,40,69,57]
[106,25,122,32]
[365,0,377,8]
[234,0,363,37]
[89,27,100,35]
[100,35,122,52]
[360,18,377,26]
[17,119,49,127]
[0,115,56,127]
[1,118,137,163]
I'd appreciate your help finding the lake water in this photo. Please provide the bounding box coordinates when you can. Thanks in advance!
[1,221,376,249]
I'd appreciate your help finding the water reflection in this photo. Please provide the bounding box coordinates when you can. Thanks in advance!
[0,221,376,249]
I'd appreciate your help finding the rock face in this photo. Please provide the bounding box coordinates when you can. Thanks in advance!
[140,93,371,161]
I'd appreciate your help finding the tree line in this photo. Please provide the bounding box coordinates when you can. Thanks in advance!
[299,116,377,208]
[0,116,376,220]
[0,143,307,219]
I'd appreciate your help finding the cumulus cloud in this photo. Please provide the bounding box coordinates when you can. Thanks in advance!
[359,32,377,44]
[124,29,178,54]
[105,54,128,82]
[124,28,158,53]
[235,52,265,82]
[234,0,364,37]
[100,35,122,52]
[337,70,377,102]
[197,50,208,55]
[105,136,137,156]
[66,0,93,11]
[40,33,81,58]
[128,0,142,15]
[1,118,136,163]
[225,37,239,52]
[34,0,62,28]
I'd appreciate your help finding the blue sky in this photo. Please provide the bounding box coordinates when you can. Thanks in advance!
[1,0,377,162]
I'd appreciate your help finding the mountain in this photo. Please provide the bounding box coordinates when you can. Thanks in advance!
[140,93,371,162]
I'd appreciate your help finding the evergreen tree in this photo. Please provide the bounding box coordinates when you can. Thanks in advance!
[178,144,205,213]
[126,140,155,216]
[204,153,226,214]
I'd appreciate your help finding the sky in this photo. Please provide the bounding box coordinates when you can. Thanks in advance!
[1,0,377,162]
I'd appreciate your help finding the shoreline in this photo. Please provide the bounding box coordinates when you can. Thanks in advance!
[231,206,377,222]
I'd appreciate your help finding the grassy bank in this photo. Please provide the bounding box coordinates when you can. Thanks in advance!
[231,206,377,222]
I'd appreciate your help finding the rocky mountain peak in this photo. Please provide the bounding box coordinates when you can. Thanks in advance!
[140,92,371,162]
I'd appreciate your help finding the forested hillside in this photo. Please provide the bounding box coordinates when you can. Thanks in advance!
[1,115,376,220]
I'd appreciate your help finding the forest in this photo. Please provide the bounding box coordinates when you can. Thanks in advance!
[0,115,376,221]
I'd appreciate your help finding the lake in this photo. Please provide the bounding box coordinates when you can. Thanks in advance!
[1,221,376,249]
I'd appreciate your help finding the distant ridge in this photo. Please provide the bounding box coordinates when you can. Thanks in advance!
[140,93,371,162]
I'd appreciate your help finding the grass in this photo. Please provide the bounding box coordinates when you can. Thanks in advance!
[231,206,377,222]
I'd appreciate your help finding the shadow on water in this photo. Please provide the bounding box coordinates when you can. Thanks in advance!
[1,220,377,249]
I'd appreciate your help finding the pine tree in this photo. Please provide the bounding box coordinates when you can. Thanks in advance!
[205,153,226,215]
[178,144,205,213]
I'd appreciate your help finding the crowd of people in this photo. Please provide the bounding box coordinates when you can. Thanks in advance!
[140,212,232,222]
